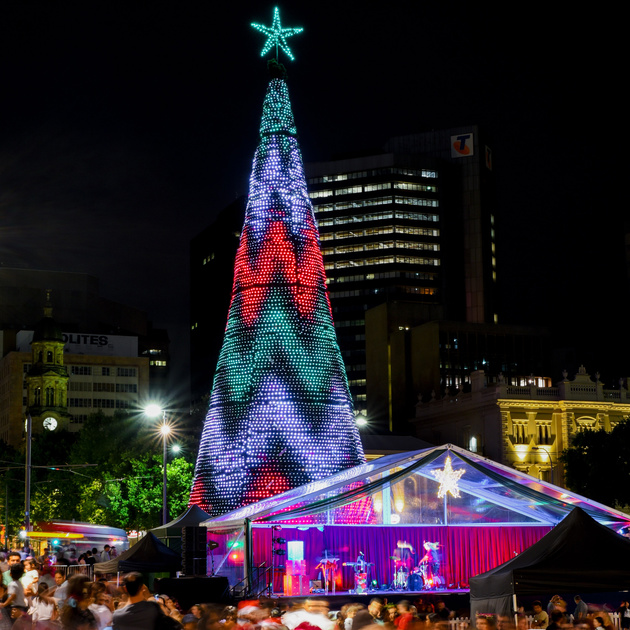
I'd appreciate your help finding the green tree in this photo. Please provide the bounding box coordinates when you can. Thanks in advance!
[561,419,630,511]
[5,410,196,533]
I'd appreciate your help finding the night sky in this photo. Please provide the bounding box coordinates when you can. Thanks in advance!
[0,3,626,394]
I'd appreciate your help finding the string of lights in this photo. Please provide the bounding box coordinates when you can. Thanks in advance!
[190,76,365,517]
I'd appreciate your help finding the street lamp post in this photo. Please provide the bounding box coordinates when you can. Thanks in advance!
[146,405,171,525]
[532,446,553,485]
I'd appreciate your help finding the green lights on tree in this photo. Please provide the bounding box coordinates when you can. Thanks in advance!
[251,7,303,61]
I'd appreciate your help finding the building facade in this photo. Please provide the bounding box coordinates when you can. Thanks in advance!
[0,288,151,447]
[305,127,498,424]
[411,366,630,486]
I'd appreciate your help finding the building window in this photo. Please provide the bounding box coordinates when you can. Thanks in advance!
[71,366,92,376]
[513,422,528,444]
[102,367,110,376]
[117,368,137,377]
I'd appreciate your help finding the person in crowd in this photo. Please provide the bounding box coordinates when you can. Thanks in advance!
[283,598,333,630]
[112,572,160,629]
[21,557,40,598]
[0,582,12,630]
[88,584,115,630]
[2,552,22,587]
[99,546,111,563]
[27,582,57,629]
[188,604,203,620]
[532,601,549,629]
[546,611,564,630]
[383,605,397,627]
[573,596,588,621]
[475,615,496,630]
[156,593,184,624]
[547,596,561,615]
[394,601,414,630]
[368,598,385,625]
[1,563,28,618]
[52,569,70,603]
[182,614,198,630]
[335,604,350,630]
[496,615,515,630]
[59,574,98,630]
[618,601,630,630]
[435,601,452,621]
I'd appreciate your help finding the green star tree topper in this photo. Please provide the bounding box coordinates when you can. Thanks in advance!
[251,7,303,61]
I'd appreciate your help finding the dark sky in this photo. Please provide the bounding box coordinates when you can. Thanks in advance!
[0,3,626,391]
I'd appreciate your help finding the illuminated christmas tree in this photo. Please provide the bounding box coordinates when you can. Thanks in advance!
[190,11,365,517]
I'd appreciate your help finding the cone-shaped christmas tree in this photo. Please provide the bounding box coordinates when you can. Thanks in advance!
[190,62,365,517]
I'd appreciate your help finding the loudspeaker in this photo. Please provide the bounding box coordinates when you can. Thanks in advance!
[182,526,207,575]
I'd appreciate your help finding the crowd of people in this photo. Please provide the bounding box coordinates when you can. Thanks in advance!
[1,548,628,630]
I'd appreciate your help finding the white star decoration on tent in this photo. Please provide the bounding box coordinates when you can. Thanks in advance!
[431,455,465,499]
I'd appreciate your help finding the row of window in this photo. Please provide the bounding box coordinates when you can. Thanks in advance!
[69,382,138,393]
[310,181,439,198]
[513,424,553,445]
[318,210,439,228]
[334,319,366,328]
[327,271,438,284]
[307,167,438,185]
[330,286,436,299]
[325,256,440,270]
[314,195,440,212]
[68,398,135,409]
[322,241,440,256]
[319,226,439,241]
[69,366,137,377]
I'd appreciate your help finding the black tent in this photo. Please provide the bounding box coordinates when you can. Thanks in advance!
[94,532,182,574]
[469,507,630,617]
[151,505,212,540]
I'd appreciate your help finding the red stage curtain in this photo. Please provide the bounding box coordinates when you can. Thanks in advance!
[252,525,550,591]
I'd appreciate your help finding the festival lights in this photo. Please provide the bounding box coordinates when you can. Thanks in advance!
[190,75,365,517]
[431,455,465,499]
[251,7,303,61]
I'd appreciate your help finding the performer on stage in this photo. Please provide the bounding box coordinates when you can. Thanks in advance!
[393,541,416,571]
[418,541,442,588]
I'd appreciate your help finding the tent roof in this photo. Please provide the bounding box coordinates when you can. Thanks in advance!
[94,532,181,574]
[200,444,630,532]
[470,507,630,597]
[151,504,213,539]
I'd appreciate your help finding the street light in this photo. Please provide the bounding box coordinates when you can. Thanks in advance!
[145,405,171,525]
[531,446,554,485]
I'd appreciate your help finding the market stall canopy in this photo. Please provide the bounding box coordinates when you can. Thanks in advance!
[93,532,181,574]
[150,504,213,539]
[200,444,630,532]
[469,507,630,616]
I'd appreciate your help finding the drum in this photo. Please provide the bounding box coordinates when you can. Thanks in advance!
[408,572,424,591]
[355,572,367,594]
[394,568,408,589]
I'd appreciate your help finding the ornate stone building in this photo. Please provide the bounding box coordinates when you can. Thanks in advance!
[412,366,630,487]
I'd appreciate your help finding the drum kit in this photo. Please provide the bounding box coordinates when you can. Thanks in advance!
[389,558,443,591]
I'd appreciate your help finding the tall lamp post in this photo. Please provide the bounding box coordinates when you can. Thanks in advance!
[532,446,554,485]
[145,405,171,525]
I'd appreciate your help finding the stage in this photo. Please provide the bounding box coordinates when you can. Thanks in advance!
[255,588,472,614]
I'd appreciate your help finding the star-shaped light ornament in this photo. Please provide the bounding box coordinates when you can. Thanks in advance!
[431,455,465,499]
[252,7,303,61]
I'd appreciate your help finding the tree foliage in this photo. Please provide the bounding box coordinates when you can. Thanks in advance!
[1,410,197,535]
[561,419,630,512]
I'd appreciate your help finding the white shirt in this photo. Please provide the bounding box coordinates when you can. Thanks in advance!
[89,603,114,629]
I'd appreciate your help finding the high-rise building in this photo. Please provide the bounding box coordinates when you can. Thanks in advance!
[190,65,365,517]
[305,126,498,421]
